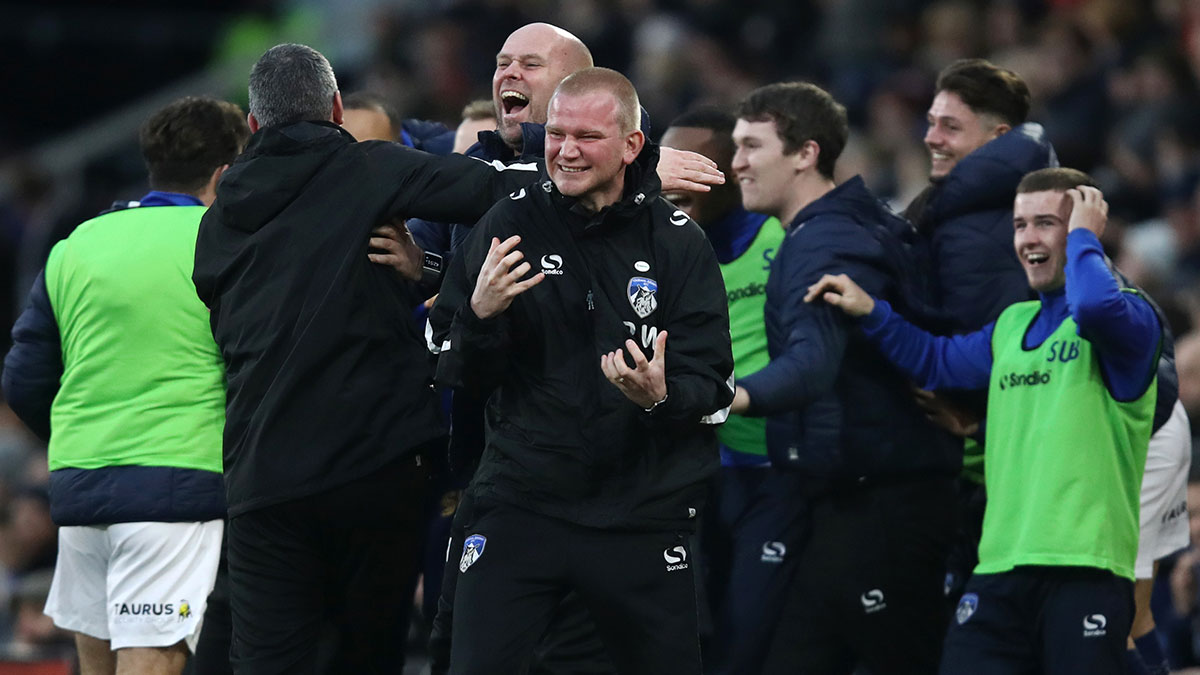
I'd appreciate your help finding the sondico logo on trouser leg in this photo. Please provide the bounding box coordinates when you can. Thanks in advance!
[664,546,689,572]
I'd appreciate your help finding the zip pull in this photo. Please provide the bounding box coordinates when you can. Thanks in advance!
[586,290,595,310]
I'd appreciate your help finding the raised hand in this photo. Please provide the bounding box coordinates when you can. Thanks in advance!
[469,235,545,319]
[1065,185,1108,239]
[803,274,875,317]
[657,147,725,193]
[600,330,668,409]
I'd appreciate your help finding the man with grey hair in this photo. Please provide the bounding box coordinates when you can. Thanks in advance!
[192,43,536,674]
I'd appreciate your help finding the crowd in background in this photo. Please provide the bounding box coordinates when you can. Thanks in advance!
[4,0,1200,669]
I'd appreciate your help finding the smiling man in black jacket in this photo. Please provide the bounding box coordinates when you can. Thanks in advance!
[431,67,733,675]
[192,43,536,675]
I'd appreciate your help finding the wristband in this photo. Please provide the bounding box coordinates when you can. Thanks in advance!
[644,393,668,413]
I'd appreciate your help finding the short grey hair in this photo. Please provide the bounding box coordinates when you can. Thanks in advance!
[248,44,338,129]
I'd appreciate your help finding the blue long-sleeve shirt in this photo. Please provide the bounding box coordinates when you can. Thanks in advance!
[861,229,1159,400]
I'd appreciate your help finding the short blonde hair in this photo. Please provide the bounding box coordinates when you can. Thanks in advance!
[552,67,640,134]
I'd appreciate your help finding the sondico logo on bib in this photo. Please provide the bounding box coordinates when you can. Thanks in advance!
[998,369,1051,391]
[664,545,689,572]
[727,283,766,304]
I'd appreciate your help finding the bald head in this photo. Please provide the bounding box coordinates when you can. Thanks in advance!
[493,22,594,149]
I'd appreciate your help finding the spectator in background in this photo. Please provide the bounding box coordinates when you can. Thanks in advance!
[342,89,457,153]
[659,105,795,675]
[2,96,248,675]
[3,570,73,663]
[452,99,497,155]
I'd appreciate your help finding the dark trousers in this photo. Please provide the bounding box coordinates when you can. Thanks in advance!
[940,567,1134,675]
[699,466,809,675]
[449,499,701,675]
[429,492,615,675]
[227,456,428,675]
[764,476,957,675]
[944,478,987,608]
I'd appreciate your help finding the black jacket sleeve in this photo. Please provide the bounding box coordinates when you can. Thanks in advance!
[651,226,735,423]
[375,144,540,225]
[3,270,62,441]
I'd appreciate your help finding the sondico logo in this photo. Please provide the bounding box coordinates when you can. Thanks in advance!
[761,541,786,564]
[540,254,564,275]
[860,589,887,614]
[998,369,1051,391]
[669,210,689,226]
[1083,614,1107,637]
[664,545,689,572]
[727,283,766,304]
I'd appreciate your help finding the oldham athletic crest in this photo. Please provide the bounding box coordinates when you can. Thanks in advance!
[627,277,658,319]
[460,534,487,573]
[956,593,978,625]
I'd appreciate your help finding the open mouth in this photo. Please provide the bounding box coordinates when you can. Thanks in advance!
[500,90,529,116]
[1024,252,1049,266]
[557,166,588,174]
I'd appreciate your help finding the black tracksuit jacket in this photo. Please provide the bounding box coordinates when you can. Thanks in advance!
[193,120,531,516]
[431,144,735,531]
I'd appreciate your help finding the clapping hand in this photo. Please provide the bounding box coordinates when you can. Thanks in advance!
[469,235,545,319]
[601,330,668,410]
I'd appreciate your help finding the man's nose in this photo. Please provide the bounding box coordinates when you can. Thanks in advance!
[731,148,748,172]
[924,124,941,147]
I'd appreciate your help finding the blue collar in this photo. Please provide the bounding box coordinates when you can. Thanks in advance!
[1026,286,1069,348]
[707,208,769,264]
[137,191,204,207]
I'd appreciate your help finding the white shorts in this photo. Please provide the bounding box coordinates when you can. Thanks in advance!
[1135,400,1192,579]
[44,519,223,651]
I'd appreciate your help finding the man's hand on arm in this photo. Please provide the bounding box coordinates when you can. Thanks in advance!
[1066,185,1107,238]
[657,147,724,193]
[912,388,980,438]
[600,330,669,410]
[803,274,876,317]
[368,219,423,282]
[469,235,545,319]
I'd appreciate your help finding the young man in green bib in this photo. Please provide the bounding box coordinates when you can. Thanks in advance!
[806,167,1161,674]
[3,97,249,675]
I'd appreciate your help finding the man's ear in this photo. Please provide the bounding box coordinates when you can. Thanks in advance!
[198,164,230,207]
[991,123,1012,139]
[792,140,820,174]
[247,113,260,133]
[624,129,646,165]
[332,91,344,125]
